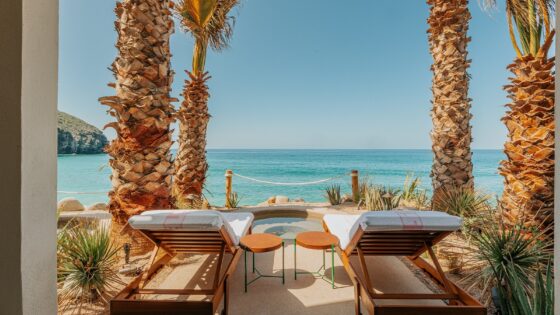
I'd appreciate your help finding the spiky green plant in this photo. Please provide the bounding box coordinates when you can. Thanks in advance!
[459,209,552,306]
[493,262,554,315]
[432,186,491,218]
[363,185,401,210]
[57,223,122,307]
[324,184,342,205]
[226,191,241,209]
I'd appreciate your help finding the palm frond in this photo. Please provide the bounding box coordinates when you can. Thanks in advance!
[481,0,555,57]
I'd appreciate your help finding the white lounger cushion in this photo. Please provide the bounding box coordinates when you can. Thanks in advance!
[323,210,462,250]
[128,210,254,246]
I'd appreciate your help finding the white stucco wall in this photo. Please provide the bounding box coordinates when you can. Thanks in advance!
[20,0,59,312]
[1,0,61,313]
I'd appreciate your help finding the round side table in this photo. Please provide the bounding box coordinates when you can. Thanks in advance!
[294,231,339,288]
[240,233,285,292]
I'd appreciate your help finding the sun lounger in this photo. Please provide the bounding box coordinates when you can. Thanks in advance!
[323,210,486,315]
[111,210,254,315]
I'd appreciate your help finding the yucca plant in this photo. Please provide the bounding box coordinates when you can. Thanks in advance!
[57,223,122,308]
[363,185,401,210]
[459,209,552,306]
[226,191,241,209]
[481,0,555,229]
[432,186,491,218]
[173,0,239,204]
[493,262,554,315]
[324,184,342,206]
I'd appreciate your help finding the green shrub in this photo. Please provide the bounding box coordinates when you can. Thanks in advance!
[226,191,241,208]
[324,184,342,205]
[57,223,121,306]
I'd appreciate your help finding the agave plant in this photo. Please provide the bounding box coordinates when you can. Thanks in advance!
[324,184,342,206]
[481,0,555,229]
[57,223,122,308]
[432,186,491,218]
[363,185,401,210]
[173,0,239,204]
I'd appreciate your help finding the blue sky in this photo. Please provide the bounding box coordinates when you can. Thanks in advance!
[58,0,518,149]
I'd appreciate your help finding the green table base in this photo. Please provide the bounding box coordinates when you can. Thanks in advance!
[244,241,285,292]
[294,240,336,289]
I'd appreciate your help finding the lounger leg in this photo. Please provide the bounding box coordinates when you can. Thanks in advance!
[354,280,361,315]
[331,244,335,289]
[223,276,229,315]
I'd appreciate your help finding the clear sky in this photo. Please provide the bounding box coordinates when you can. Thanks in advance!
[58,0,519,149]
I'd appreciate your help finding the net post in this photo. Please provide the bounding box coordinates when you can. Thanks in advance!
[225,170,233,208]
[351,170,359,203]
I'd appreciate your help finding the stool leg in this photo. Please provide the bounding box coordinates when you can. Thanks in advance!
[322,249,326,271]
[244,249,247,293]
[282,241,285,284]
[252,251,255,273]
[331,244,335,289]
[294,239,297,280]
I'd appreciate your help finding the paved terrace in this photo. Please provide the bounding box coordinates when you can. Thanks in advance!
[144,243,443,315]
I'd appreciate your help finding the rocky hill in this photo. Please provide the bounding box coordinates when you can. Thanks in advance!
[58,111,108,154]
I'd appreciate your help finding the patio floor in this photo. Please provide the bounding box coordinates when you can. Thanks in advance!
[144,243,443,315]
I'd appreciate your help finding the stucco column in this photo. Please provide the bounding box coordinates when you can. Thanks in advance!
[0,0,58,313]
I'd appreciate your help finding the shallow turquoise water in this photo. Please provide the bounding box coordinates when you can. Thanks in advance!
[58,149,504,207]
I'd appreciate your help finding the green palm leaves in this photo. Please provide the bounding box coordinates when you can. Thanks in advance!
[175,0,238,73]
[483,0,555,57]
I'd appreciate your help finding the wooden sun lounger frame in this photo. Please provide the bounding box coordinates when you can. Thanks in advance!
[111,226,243,315]
[323,222,486,315]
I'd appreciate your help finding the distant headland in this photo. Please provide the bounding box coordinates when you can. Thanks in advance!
[57,111,108,154]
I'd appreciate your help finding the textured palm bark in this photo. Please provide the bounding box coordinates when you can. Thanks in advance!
[500,56,555,228]
[99,0,176,250]
[173,71,211,203]
[427,0,474,198]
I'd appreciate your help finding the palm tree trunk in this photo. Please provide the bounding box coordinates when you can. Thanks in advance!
[99,0,176,253]
[427,0,474,198]
[173,71,210,205]
[500,56,555,228]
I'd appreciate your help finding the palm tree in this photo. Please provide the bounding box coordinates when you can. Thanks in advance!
[483,0,555,228]
[173,0,238,204]
[427,0,475,199]
[99,0,176,253]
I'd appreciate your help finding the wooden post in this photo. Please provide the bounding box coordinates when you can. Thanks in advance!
[225,170,233,208]
[351,170,359,203]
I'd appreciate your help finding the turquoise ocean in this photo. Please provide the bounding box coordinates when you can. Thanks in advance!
[58,149,505,207]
